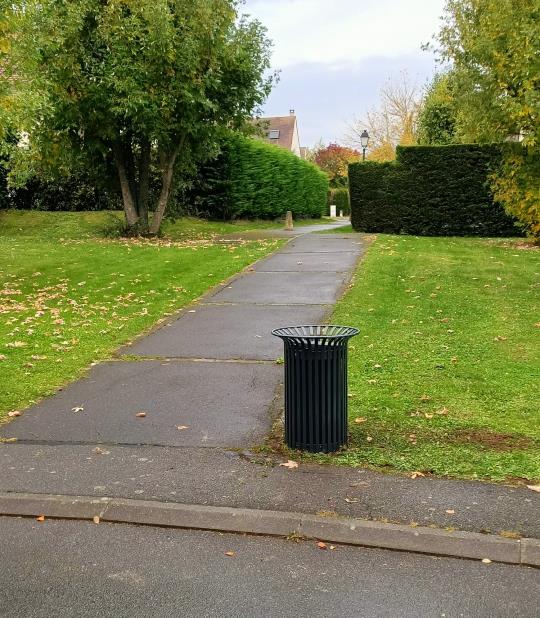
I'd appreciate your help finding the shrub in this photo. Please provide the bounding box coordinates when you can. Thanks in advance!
[328,188,350,216]
[349,144,519,236]
[187,134,328,220]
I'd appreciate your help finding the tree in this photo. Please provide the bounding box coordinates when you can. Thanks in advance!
[0,0,274,234]
[436,0,540,238]
[313,143,360,186]
[345,73,421,161]
[416,72,458,145]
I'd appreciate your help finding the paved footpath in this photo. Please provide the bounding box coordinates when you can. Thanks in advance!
[1,224,539,565]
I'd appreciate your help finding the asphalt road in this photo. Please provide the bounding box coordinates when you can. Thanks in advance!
[1,517,538,618]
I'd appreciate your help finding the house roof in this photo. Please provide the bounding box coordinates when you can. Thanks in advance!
[254,115,297,151]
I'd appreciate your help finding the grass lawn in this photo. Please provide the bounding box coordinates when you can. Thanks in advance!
[316,223,353,234]
[0,210,329,242]
[0,210,282,420]
[312,235,540,482]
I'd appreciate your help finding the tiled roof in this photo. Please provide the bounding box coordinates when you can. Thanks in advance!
[254,115,297,151]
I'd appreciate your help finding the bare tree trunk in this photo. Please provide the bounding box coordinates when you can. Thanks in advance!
[138,137,151,231]
[149,138,184,235]
[113,141,139,227]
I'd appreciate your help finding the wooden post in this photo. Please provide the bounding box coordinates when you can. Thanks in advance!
[284,211,294,231]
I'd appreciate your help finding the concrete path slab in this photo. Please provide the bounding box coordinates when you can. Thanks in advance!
[207,271,349,305]
[121,303,330,360]
[0,361,281,447]
[281,236,363,253]
[253,251,359,272]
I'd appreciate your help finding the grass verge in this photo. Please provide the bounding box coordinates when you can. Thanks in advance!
[309,235,540,482]
[0,211,282,419]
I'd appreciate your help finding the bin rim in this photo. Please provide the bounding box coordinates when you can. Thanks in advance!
[271,325,359,340]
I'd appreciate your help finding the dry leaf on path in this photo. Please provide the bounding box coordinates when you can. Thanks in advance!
[177,425,189,431]
[93,516,100,524]
[317,542,327,550]
[279,460,299,469]
[36,515,45,522]
[526,485,540,493]
[224,551,235,557]
[445,509,455,514]
[410,471,425,479]
[481,558,492,564]
[344,498,359,503]
[8,411,21,417]
[71,406,84,413]
[354,417,367,424]
[135,412,147,418]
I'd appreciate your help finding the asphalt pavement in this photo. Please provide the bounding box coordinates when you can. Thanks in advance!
[1,517,538,618]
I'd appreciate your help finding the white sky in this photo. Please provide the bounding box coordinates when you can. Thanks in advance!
[243,0,447,146]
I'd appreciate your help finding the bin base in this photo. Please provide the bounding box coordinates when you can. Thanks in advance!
[287,440,347,454]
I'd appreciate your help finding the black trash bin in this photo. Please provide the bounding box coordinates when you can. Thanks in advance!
[272,325,359,453]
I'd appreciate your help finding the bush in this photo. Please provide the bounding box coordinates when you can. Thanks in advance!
[187,134,328,220]
[328,188,350,216]
[349,144,519,236]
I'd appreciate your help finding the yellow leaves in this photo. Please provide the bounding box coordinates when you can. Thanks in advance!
[224,551,235,557]
[354,417,367,424]
[7,410,21,417]
[410,471,425,479]
[71,406,84,413]
[36,515,45,522]
[135,411,147,418]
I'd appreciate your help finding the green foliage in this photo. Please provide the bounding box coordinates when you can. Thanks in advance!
[417,73,458,145]
[188,134,328,220]
[328,188,350,216]
[0,0,274,233]
[436,0,540,238]
[349,145,519,236]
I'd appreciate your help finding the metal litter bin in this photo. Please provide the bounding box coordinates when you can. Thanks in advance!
[272,325,359,453]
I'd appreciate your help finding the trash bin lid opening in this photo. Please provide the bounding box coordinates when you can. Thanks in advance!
[272,325,359,341]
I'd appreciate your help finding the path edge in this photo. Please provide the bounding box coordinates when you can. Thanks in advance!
[0,492,537,567]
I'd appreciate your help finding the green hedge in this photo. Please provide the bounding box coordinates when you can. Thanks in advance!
[349,145,519,236]
[187,134,328,219]
[328,188,350,215]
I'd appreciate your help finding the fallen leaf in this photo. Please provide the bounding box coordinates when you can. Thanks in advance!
[424,413,434,419]
[71,406,84,413]
[445,509,455,515]
[354,417,367,424]
[344,498,359,503]
[177,425,189,431]
[36,515,45,522]
[366,436,373,442]
[317,542,327,550]
[526,485,540,493]
[279,460,299,469]
[419,394,431,402]
[93,447,110,455]
[224,551,235,557]
[436,407,449,416]
[93,515,100,524]
[410,471,425,479]
[481,558,492,564]
[135,412,147,418]
[329,545,336,550]
[8,411,21,417]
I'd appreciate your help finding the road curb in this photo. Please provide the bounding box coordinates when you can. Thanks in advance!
[0,492,537,566]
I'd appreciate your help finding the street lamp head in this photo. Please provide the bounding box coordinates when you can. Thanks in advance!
[360,130,370,149]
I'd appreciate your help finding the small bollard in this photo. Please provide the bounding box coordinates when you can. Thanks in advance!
[272,325,359,453]
[284,210,294,231]
[329,204,336,218]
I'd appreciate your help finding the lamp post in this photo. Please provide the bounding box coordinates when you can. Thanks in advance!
[360,130,370,161]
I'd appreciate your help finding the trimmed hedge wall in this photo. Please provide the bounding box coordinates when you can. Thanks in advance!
[187,134,328,219]
[328,188,350,216]
[349,144,519,236]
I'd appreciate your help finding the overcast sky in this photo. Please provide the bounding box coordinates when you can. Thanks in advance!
[243,0,447,147]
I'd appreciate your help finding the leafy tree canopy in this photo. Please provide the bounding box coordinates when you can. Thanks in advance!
[436,0,540,238]
[0,0,274,233]
[313,143,360,186]
[416,72,458,146]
